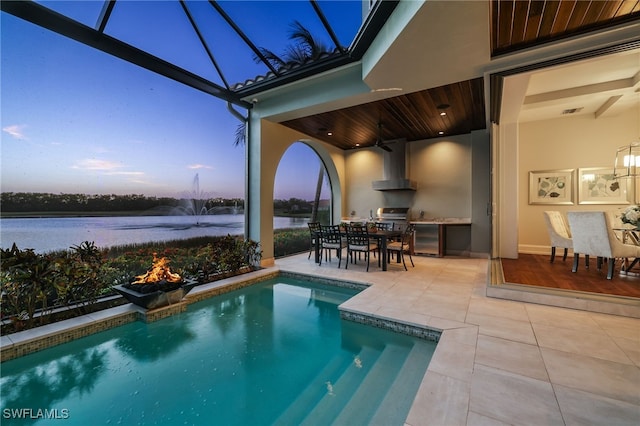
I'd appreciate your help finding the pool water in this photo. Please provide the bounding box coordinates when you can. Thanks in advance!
[0,277,436,425]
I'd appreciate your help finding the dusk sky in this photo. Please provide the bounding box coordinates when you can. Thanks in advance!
[1,1,361,200]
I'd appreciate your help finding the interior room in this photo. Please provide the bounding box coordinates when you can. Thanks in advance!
[495,47,640,300]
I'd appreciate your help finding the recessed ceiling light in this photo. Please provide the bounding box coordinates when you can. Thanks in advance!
[327,132,333,136]
[438,131,444,135]
[440,111,447,116]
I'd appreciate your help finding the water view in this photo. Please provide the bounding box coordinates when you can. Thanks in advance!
[0,215,309,253]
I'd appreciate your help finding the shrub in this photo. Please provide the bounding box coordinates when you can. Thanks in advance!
[54,241,110,315]
[1,244,62,329]
[101,235,262,284]
[1,235,262,334]
[273,228,309,257]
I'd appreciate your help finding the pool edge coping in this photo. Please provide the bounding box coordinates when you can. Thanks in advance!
[0,268,279,362]
[1,266,444,362]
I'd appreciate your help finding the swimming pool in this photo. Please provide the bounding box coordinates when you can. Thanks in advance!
[0,276,437,425]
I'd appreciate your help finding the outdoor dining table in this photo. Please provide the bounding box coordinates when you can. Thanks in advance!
[314,228,402,271]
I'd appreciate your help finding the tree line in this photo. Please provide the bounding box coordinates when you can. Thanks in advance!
[0,192,317,216]
[0,192,243,214]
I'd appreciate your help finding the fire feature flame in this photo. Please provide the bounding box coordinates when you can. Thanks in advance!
[132,254,182,284]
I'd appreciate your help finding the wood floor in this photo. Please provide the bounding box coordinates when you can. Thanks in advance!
[500,253,640,298]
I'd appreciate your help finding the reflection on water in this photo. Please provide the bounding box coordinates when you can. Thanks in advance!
[0,347,107,424]
[112,220,242,231]
[115,320,197,363]
[0,215,307,253]
[0,279,432,426]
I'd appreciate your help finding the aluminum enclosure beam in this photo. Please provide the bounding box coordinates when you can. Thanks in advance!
[1,0,251,109]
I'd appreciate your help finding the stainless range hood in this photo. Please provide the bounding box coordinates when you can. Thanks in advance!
[372,140,416,191]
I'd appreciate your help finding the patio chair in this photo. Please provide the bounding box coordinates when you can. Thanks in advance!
[373,221,393,231]
[387,224,415,270]
[307,222,321,259]
[543,211,572,263]
[567,211,640,279]
[345,225,379,271]
[319,225,344,267]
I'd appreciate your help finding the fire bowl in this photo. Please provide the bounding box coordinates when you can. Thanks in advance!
[113,280,197,310]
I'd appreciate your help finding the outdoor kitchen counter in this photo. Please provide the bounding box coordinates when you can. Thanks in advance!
[409,218,471,257]
[410,218,471,225]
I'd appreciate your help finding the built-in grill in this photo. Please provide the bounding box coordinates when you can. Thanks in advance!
[375,207,410,230]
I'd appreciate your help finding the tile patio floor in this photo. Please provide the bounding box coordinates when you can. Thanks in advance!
[275,252,640,426]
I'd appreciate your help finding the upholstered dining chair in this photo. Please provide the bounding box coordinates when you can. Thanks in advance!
[567,211,640,279]
[307,222,321,259]
[542,211,572,263]
[319,225,344,267]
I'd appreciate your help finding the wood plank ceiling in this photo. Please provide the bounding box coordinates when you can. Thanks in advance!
[283,79,486,150]
[492,0,640,56]
[281,1,640,151]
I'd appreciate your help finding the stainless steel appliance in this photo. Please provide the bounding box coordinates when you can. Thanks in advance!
[413,224,439,256]
[374,207,441,256]
[371,142,417,191]
[375,207,410,230]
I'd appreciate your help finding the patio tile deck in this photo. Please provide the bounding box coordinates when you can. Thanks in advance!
[276,252,640,425]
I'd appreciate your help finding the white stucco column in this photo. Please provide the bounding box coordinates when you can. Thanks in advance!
[497,121,519,258]
[246,110,276,266]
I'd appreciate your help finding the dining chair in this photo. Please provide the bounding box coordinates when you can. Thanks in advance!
[319,225,344,267]
[542,211,572,263]
[567,211,640,279]
[307,222,321,259]
[386,224,415,270]
[373,222,393,231]
[345,225,379,271]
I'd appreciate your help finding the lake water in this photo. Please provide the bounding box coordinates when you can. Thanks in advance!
[0,215,309,253]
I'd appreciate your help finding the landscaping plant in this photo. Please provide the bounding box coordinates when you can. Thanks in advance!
[1,235,262,335]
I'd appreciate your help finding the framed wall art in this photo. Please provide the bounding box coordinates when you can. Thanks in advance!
[528,169,574,205]
[578,167,630,205]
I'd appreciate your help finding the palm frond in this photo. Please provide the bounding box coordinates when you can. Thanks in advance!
[283,45,310,65]
[234,123,246,147]
[252,47,287,71]
[288,20,330,60]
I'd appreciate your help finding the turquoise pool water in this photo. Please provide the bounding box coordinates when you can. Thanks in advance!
[0,277,436,425]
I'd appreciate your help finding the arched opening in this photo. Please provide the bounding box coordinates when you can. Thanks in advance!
[273,141,332,257]
[245,119,344,264]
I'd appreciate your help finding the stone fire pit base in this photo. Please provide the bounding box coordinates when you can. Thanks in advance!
[113,280,197,310]
[139,301,188,323]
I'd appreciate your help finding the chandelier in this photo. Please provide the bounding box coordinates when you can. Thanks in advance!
[614,142,640,178]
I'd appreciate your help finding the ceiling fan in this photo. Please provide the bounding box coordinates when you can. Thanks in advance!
[373,122,394,152]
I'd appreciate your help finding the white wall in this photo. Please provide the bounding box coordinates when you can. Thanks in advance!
[410,135,472,219]
[344,134,473,221]
[518,106,638,254]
